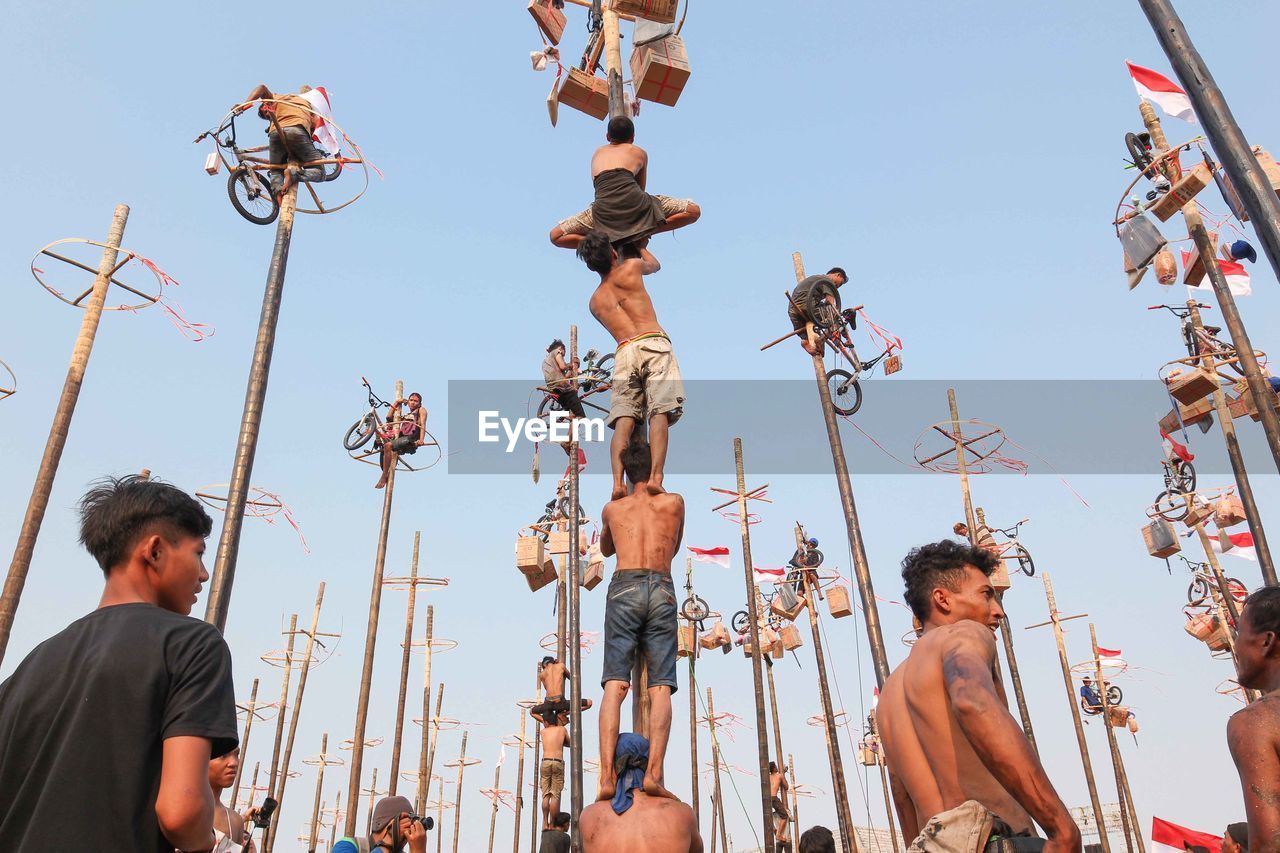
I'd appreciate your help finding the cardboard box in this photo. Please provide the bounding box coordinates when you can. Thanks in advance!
[1158,396,1214,434]
[1227,394,1251,420]
[780,624,803,651]
[827,584,853,619]
[990,558,1011,592]
[883,354,902,376]
[613,0,678,23]
[1185,613,1230,651]
[1167,367,1219,405]
[1251,146,1280,197]
[1183,230,1220,286]
[770,590,806,621]
[858,742,882,767]
[203,152,221,175]
[1184,498,1214,528]
[677,624,696,658]
[525,557,559,592]
[1241,386,1280,422]
[583,559,604,591]
[527,0,566,45]
[1151,163,1212,221]
[1215,494,1247,528]
[1107,705,1130,729]
[630,34,690,107]
[516,536,546,573]
[548,530,587,556]
[1142,519,1180,558]
[558,67,609,120]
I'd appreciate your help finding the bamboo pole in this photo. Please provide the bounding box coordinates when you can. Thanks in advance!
[425,681,446,813]
[1192,523,1260,702]
[602,5,625,119]
[391,532,423,795]
[707,689,730,853]
[1090,625,1140,853]
[330,790,341,850]
[877,756,902,853]
[531,668,543,853]
[452,733,470,853]
[685,559,700,831]
[0,204,129,664]
[307,733,329,853]
[267,583,327,853]
[365,768,380,836]
[1185,302,1277,584]
[513,705,529,853]
[486,758,503,853]
[265,615,299,845]
[567,324,585,852]
[792,252,892,688]
[416,607,437,814]
[787,754,801,853]
[205,185,300,631]
[231,678,260,810]
[732,438,775,852]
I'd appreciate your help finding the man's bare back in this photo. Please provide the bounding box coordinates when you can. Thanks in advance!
[541,719,569,761]
[589,257,665,345]
[591,142,647,180]
[580,794,702,853]
[541,661,569,698]
[601,488,684,572]
[878,622,1034,836]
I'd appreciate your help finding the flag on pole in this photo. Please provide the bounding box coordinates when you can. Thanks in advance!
[687,546,731,568]
[1127,61,1198,123]
[1212,530,1259,562]
[1097,646,1122,658]
[1151,817,1221,852]
[299,86,342,155]
[1160,429,1195,463]
[753,566,787,585]
[1181,252,1252,296]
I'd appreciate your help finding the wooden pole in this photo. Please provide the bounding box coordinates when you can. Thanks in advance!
[416,607,437,814]
[425,681,446,812]
[1038,574,1111,853]
[707,689,730,853]
[330,790,341,850]
[265,614,298,845]
[732,438,776,852]
[267,582,327,853]
[346,425,401,837]
[602,6,625,119]
[0,203,129,664]
[948,389,1038,750]
[787,754,801,853]
[307,733,329,853]
[230,678,260,810]
[1090,625,1142,853]
[531,668,543,853]
[205,185,300,631]
[452,733,470,853]
[558,552,568,662]
[391,532,423,795]
[792,252,892,687]
[567,324,585,853]
[685,559,700,831]
[1192,523,1260,702]
[512,704,529,853]
[1135,95,1280,486]
[1186,302,1277,584]
[365,768,380,837]
[486,758,503,853]
[877,756,902,853]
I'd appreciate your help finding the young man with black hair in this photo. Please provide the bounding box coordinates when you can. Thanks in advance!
[549,115,701,257]
[596,433,685,803]
[770,760,792,850]
[0,475,238,852]
[798,826,836,853]
[376,391,428,489]
[877,540,1079,853]
[239,83,328,194]
[543,339,586,420]
[1227,586,1280,852]
[208,746,260,851]
[532,709,572,830]
[578,230,684,499]
[539,811,572,853]
[788,267,850,356]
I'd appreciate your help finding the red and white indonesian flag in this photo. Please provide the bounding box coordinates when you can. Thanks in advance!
[1127,61,1197,124]
[300,86,342,155]
[1151,817,1221,852]
[1098,646,1122,658]
[1181,252,1252,297]
[753,566,787,585]
[1212,530,1258,562]
[687,546,730,568]
[1161,429,1195,463]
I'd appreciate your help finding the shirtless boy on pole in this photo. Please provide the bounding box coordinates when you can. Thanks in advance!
[878,541,1080,853]
[578,230,685,499]
[535,655,593,721]
[532,709,572,831]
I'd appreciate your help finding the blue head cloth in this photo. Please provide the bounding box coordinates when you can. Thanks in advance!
[611,733,649,815]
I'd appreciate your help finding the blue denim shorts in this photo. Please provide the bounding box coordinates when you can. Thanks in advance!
[601,570,679,693]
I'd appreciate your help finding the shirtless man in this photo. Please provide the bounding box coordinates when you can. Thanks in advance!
[597,433,684,802]
[580,733,702,853]
[533,709,572,830]
[536,655,593,721]
[1227,586,1280,852]
[549,116,700,257]
[208,746,259,851]
[578,230,684,498]
[769,761,791,850]
[878,540,1079,852]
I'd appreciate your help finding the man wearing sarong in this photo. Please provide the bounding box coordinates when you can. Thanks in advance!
[550,116,700,260]
[878,541,1080,853]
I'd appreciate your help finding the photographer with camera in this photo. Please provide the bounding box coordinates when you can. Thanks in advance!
[333,795,431,853]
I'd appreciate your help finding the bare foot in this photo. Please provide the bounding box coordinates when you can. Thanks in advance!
[374,477,387,490]
[643,775,680,800]
[581,698,594,711]
[596,775,617,802]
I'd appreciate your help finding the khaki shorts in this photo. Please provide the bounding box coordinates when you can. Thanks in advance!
[556,195,692,235]
[539,758,565,797]
[607,335,684,429]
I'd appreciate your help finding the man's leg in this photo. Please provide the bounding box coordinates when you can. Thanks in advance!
[643,684,676,799]
[647,412,670,492]
[282,127,327,183]
[550,207,592,250]
[597,680,628,800]
[651,199,701,235]
[267,133,286,193]
[610,416,635,500]
[376,443,393,489]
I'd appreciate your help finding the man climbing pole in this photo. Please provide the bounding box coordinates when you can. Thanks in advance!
[532,709,572,831]
[550,116,700,262]
[534,655,594,721]
[596,433,684,804]
[578,231,684,499]
[238,84,329,195]
[376,392,427,489]
[878,541,1080,853]
[1078,677,1104,715]
[543,339,585,458]
[769,761,792,851]
[786,267,848,356]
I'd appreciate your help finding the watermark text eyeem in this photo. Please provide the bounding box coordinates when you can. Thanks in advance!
[477,411,605,452]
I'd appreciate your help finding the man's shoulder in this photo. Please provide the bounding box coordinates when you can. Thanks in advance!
[1229,694,1280,737]
[931,619,997,650]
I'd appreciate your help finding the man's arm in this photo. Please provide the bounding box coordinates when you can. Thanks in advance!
[1228,707,1280,852]
[942,623,1079,849]
[241,84,270,110]
[600,503,615,558]
[638,246,661,276]
[416,407,428,444]
[156,735,217,851]
[888,771,920,840]
[636,147,648,191]
[671,495,686,552]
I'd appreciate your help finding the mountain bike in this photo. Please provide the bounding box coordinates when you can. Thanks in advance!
[1080,680,1124,716]
[529,479,586,542]
[535,347,615,419]
[342,377,395,451]
[1148,304,1245,377]
[730,591,786,636]
[811,304,893,417]
[1177,555,1247,609]
[985,518,1036,578]
[1153,457,1198,522]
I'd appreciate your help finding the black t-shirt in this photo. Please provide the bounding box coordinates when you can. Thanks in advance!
[539,829,572,853]
[0,603,237,852]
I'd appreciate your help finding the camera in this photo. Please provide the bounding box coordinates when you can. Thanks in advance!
[408,814,435,831]
[252,797,279,828]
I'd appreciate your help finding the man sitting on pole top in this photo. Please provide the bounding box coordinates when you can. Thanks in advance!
[596,433,684,803]
[578,230,684,499]
[550,116,701,262]
[878,541,1080,853]
[1226,586,1280,851]
[238,84,330,195]
[376,392,427,490]
[580,734,702,852]
[1078,677,1103,715]
[787,267,849,356]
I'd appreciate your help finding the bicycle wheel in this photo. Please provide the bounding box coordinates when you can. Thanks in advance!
[1125,131,1154,177]
[1188,576,1212,606]
[556,495,584,521]
[1014,544,1035,577]
[1155,489,1189,522]
[227,168,279,225]
[681,595,710,623]
[537,394,564,420]
[825,369,862,416]
[730,610,750,635]
[803,548,824,569]
[1227,578,1249,602]
[320,158,343,182]
[582,354,614,392]
[1174,460,1196,494]
[343,414,377,451]
[1106,685,1123,707]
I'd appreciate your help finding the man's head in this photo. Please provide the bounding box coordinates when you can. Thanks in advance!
[952,522,969,537]
[541,655,557,669]
[208,746,240,792]
[606,116,635,144]
[768,761,778,773]
[1082,677,1092,686]
[79,475,213,615]
[1223,822,1249,853]
[547,339,565,355]
[901,540,1002,630]
[826,267,848,287]
[407,392,422,409]
[576,230,617,276]
[1235,586,1280,690]
[620,432,652,486]
[799,825,836,853]
[552,812,571,831]
[370,795,420,850]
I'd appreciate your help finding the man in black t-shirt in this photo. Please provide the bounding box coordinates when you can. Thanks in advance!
[539,811,572,853]
[0,475,237,853]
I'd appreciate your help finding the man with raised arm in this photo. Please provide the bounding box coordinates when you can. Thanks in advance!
[596,433,684,803]
[239,83,330,194]
[550,116,700,258]
[578,230,685,499]
[1227,586,1280,853]
[878,540,1080,853]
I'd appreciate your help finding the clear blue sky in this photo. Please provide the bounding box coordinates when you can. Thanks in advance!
[2,1,1279,849]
